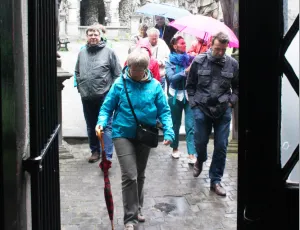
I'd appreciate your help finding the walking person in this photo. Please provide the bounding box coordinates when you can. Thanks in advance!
[186,32,239,196]
[75,26,122,163]
[128,23,149,53]
[96,49,174,230]
[154,16,178,46]
[142,27,170,90]
[125,39,160,82]
[165,36,197,163]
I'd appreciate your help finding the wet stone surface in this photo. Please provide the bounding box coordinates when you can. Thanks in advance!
[154,203,176,214]
[60,140,238,230]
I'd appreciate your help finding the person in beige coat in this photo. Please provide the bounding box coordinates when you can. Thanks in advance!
[141,27,171,90]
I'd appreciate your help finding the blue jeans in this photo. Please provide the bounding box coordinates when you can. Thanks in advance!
[193,107,232,185]
[81,97,113,160]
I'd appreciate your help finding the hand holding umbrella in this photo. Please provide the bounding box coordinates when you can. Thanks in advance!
[96,126,114,230]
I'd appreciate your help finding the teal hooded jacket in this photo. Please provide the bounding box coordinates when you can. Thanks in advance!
[97,67,174,142]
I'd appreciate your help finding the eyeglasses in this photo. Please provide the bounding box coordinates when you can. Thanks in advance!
[129,68,147,73]
[87,34,100,37]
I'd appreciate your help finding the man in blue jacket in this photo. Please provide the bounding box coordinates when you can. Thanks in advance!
[75,26,122,163]
[186,32,239,196]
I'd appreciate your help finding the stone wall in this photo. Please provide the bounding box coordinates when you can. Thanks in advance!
[118,0,137,26]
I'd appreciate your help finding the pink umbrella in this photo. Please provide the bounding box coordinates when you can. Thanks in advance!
[169,15,239,48]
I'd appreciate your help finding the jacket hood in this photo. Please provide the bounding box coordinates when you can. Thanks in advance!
[87,41,106,52]
[137,39,152,57]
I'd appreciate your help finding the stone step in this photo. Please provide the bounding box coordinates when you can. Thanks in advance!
[227,146,238,154]
[227,140,238,154]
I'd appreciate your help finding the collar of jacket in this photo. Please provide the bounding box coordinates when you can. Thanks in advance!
[207,48,226,66]
[86,41,106,53]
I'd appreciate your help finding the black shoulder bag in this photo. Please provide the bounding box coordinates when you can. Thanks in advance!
[122,77,159,148]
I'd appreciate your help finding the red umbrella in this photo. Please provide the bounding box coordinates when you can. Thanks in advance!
[97,130,114,230]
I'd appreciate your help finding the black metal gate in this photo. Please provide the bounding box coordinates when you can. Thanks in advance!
[23,0,61,229]
[238,0,299,229]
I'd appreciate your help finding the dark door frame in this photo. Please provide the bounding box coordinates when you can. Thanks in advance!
[238,0,299,229]
[0,0,18,229]
[1,0,299,230]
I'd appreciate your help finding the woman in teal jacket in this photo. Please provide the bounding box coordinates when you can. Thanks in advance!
[95,48,174,230]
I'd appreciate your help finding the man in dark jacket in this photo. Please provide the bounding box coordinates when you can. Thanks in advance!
[75,26,122,163]
[154,16,178,47]
[186,32,239,196]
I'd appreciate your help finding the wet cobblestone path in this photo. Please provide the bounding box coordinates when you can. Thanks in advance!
[60,140,237,230]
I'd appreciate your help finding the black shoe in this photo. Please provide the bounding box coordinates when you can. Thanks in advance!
[193,160,203,177]
[210,183,226,196]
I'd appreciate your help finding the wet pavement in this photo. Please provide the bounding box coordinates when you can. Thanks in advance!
[60,139,237,230]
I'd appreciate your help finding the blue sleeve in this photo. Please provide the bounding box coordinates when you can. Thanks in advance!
[74,72,77,87]
[97,82,120,127]
[165,61,186,84]
[155,84,175,141]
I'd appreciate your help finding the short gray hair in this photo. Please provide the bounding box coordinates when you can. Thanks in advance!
[127,48,150,69]
[146,27,160,37]
[211,32,229,45]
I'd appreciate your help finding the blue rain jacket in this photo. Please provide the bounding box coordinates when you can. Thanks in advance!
[97,67,174,142]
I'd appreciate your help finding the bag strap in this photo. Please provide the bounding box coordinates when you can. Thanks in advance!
[122,76,140,126]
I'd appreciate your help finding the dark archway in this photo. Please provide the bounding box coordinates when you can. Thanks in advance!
[80,0,106,26]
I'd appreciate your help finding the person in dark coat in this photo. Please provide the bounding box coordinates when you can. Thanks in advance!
[75,26,122,163]
[154,16,178,47]
[186,32,239,197]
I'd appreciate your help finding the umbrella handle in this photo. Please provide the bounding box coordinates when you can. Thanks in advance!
[96,130,105,153]
[198,32,208,54]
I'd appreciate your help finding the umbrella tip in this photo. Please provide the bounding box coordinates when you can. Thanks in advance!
[111,221,114,230]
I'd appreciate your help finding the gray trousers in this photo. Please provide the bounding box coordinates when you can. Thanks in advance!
[113,138,151,225]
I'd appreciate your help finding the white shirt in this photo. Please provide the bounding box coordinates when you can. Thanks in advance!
[143,38,170,77]
[168,87,189,102]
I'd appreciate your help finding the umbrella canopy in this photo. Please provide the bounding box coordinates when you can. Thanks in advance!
[169,15,239,48]
[135,3,191,19]
[97,131,114,230]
